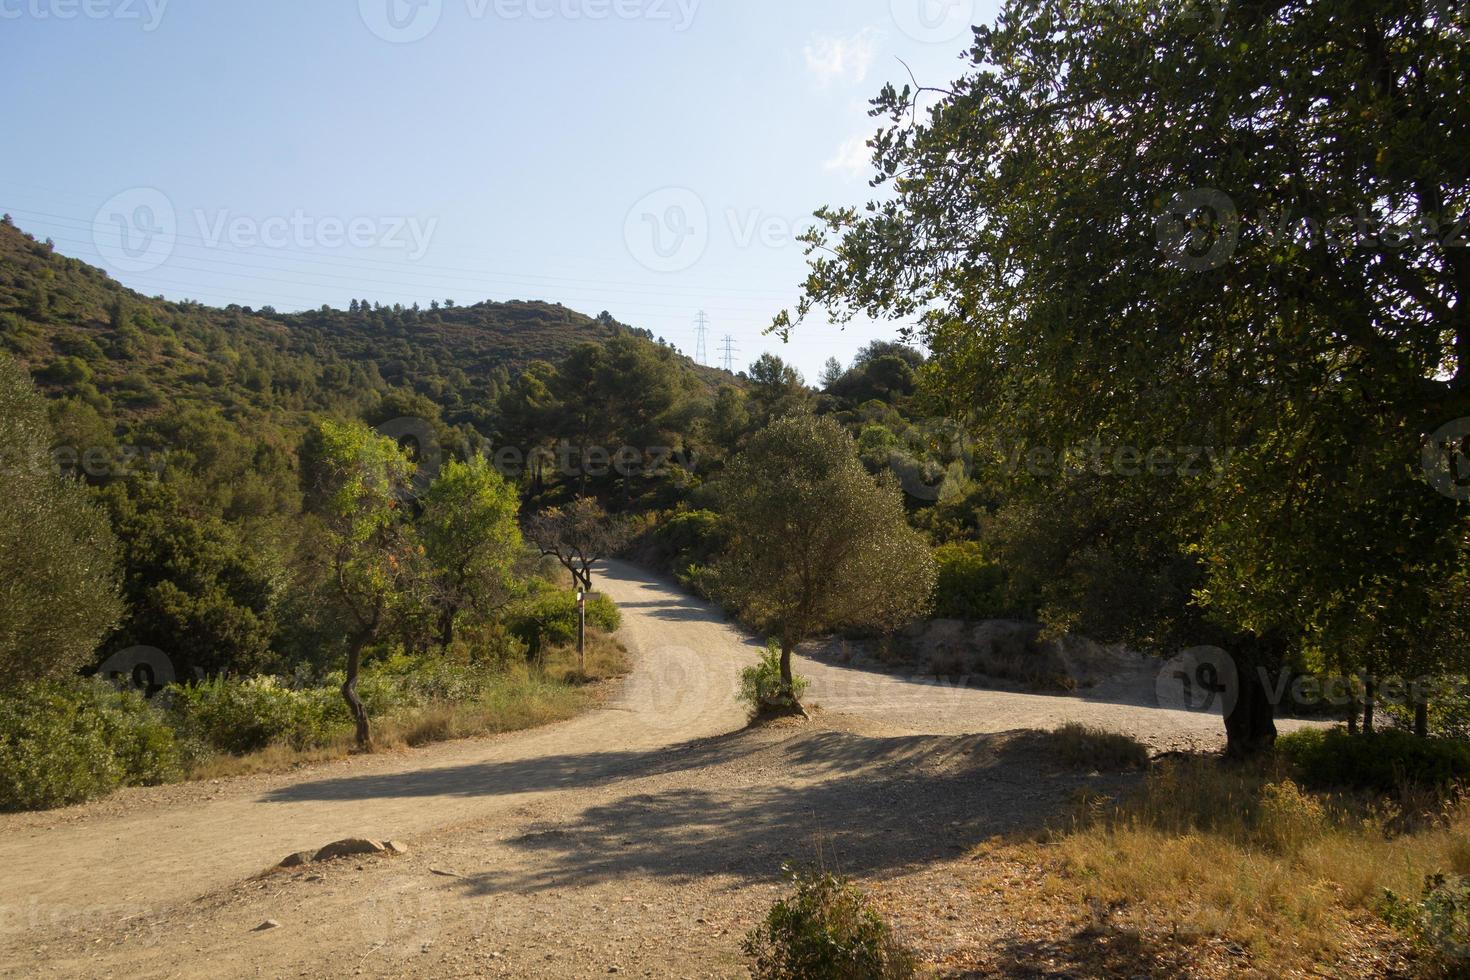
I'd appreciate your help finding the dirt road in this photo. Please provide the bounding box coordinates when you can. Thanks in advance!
[0,561,1272,978]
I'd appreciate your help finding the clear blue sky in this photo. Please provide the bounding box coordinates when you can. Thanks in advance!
[0,0,995,381]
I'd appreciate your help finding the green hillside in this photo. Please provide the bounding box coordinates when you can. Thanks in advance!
[0,215,728,438]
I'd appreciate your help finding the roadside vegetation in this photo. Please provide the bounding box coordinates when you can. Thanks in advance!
[999,745,1470,976]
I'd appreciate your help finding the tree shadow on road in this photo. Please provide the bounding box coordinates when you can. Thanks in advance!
[435,729,1133,897]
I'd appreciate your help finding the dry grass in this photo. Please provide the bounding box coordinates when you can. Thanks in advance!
[1016,722,1151,771]
[188,637,631,781]
[996,756,1470,974]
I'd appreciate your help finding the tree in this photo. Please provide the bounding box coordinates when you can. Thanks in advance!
[100,480,278,678]
[819,357,845,390]
[525,497,629,667]
[420,456,523,649]
[0,354,122,689]
[304,419,418,748]
[776,0,1470,756]
[746,353,812,426]
[714,416,936,712]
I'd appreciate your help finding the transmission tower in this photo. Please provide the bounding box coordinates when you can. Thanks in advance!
[693,311,710,366]
[720,334,740,373]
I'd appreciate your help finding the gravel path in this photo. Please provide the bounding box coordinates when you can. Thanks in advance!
[0,560,1279,978]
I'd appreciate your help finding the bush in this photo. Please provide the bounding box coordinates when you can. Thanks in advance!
[0,680,181,811]
[510,586,620,649]
[739,640,809,714]
[931,542,1014,620]
[1256,779,1329,854]
[653,509,725,566]
[1381,874,1470,974]
[165,676,336,755]
[1278,728,1470,793]
[1028,722,1149,771]
[743,868,917,980]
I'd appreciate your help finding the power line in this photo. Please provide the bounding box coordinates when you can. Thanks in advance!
[720,334,740,373]
[693,310,709,366]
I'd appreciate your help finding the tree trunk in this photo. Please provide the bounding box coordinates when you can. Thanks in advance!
[1414,701,1429,738]
[1362,675,1377,734]
[342,631,373,749]
[437,605,456,651]
[577,590,587,672]
[1223,655,1277,760]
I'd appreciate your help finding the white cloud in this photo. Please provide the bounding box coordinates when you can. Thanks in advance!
[825,134,872,178]
[803,30,880,88]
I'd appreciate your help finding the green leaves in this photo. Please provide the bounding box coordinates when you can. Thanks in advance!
[714,415,936,644]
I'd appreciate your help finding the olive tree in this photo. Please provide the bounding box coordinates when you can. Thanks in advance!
[714,415,935,710]
[304,419,418,748]
[777,0,1470,755]
[420,456,522,650]
[0,354,122,688]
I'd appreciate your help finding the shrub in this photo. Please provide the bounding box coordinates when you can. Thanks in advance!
[931,542,1014,620]
[165,676,335,755]
[1381,874,1470,974]
[739,640,809,714]
[92,683,183,786]
[743,868,917,980]
[653,509,724,566]
[1256,779,1329,854]
[0,680,181,811]
[1278,728,1470,794]
[510,586,620,649]
[1029,722,1149,771]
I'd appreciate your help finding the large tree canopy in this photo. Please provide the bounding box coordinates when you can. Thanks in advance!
[779,0,1470,753]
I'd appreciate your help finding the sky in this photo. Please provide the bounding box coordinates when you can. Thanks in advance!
[0,0,998,382]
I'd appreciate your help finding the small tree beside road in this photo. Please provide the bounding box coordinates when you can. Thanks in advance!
[525,497,630,667]
[714,415,936,714]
